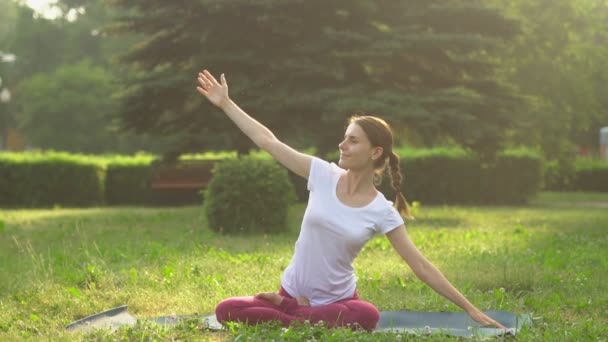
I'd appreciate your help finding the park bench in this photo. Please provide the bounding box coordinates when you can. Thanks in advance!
[149,160,216,191]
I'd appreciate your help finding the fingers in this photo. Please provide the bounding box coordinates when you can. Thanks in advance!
[197,69,226,88]
[196,86,208,97]
[254,292,283,306]
[203,69,221,86]
[196,69,226,98]
[197,73,212,89]
[483,317,506,329]
[296,296,310,306]
[254,292,274,299]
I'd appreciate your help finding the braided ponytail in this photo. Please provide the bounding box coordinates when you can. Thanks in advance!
[388,152,415,220]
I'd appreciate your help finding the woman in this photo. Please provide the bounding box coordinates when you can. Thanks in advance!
[196,70,506,331]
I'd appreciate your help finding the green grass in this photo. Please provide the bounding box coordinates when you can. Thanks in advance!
[1,192,607,341]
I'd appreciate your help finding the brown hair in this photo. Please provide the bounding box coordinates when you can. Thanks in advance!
[348,115,415,220]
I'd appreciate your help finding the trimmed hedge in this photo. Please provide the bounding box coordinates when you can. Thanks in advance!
[105,157,155,205]
[0,148,550,208]
[544,158,608,192]
[399,148,543,205]
[329,147,544,205]
[544,159,576,191]
[106,158,221,206]
[572,159,608,192]
[204,157,296,234]
[0,152,104,207]
[480,149,545,204]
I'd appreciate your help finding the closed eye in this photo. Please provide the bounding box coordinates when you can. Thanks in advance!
[344,135,358,143]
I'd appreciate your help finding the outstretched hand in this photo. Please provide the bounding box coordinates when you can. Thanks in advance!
[196,69,229,108]
[468,308,507,329]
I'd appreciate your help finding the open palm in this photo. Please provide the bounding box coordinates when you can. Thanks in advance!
[197,70,229,108]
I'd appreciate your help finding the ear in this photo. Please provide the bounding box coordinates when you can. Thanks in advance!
[371,146,384,161]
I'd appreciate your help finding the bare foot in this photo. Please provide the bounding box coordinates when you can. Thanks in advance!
[296,296,310,306]
[255,292,283,306]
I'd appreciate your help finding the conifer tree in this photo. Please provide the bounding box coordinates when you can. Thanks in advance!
[109,0,522,156]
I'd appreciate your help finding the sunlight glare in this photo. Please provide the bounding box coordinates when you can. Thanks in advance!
[26,0,62,20]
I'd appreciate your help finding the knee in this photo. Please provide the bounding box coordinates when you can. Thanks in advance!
[345,302,380,331]
[359,306,380,331]
[215,298,236,323]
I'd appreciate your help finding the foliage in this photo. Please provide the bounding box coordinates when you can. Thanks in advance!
[491,0,608,158]
[14,61,119,153]
[341,147,543,205]
[544,157,608,192]
[0,1,18,47]
[543,159,577,191]
[0,151,104,207]
[0,148,547,207]
[2,0,608,164]
[572,158,608,192]
[105,156,156,205]
[1,1,161,154]
[109,0,523,157]
[204,157,296,234]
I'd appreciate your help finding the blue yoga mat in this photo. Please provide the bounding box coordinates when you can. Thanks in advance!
[65,305,531,338]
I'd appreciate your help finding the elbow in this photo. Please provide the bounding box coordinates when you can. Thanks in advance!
[412,262,432,283]
[257,134,278,151]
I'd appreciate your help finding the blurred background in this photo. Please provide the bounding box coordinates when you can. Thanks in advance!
[0,0,606,160]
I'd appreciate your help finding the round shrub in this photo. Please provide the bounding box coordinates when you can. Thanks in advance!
[204,157,296,234]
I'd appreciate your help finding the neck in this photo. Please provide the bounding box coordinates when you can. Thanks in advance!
[343,167,376,196]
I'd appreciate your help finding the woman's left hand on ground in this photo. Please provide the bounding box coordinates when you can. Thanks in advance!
[467,308,507,329]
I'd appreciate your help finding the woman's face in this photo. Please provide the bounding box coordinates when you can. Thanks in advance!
[338,123,382,170]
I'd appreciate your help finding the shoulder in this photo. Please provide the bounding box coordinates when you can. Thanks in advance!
[308,157,344,191]
[373,194,405,233]
[311,157,345,177]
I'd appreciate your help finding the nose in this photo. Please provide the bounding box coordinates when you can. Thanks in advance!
[338,139,346,151]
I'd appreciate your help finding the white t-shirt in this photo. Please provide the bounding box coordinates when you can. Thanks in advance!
[281,157,404,306]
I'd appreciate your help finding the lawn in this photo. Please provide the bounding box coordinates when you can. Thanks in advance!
[1,192,607,341]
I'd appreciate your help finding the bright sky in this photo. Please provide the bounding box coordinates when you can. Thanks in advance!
[26,0,63,20]
[26,0,84,21]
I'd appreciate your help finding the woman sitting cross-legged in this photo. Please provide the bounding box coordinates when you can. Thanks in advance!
[196,69,506,332]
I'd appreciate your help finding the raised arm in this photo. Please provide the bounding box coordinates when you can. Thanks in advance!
[385,226,507,329]
[196,70,312,178]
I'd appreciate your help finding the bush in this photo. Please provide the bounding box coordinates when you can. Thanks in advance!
[396,148,476,204]
[572,159,608,192]
[327,147,544,205]
[544,159,577,191]
[543,158,608,192]
[481,149,544,203]
[0,152,104,207]
[374,147,543,205]
[204,157,296,234]
[105,156,155,205]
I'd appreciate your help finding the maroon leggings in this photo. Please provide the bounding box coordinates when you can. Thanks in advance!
[215,287,380,331]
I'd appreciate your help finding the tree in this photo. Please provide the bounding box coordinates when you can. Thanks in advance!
[15,61,120,153]
[2,1,159,153]
[109,0,523,157]
[0,0,20,140]
[0,0,18,46]
[492,0,608,158]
